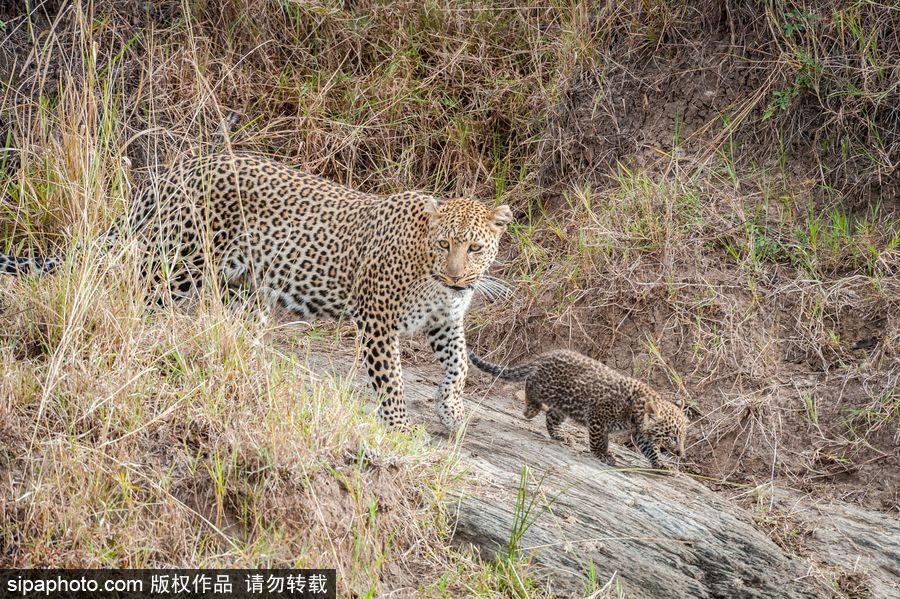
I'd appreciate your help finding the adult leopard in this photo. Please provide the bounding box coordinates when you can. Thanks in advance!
[1,153,513,430]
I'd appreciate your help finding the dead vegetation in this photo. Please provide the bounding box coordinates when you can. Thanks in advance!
[0,0,897,595]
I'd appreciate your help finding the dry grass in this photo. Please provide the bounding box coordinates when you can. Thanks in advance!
[0,0,897,595]
[1,256,516,594]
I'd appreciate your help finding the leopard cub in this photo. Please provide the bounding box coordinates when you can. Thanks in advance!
[469,349,686,470]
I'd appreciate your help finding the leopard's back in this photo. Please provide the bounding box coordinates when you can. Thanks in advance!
[131,153,432,318]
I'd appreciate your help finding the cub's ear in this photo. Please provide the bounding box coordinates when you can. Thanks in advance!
[644,400,658,421]
[491,204,513,229]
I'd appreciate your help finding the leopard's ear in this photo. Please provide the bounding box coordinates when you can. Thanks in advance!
[491,204,513,229]
[424,197,443,221]
[644,400,658,421]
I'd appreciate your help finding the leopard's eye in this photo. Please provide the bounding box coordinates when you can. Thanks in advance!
[437,240,450,250]
[468,243,482,253]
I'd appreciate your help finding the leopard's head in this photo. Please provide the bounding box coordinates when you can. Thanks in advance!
[425,198,512,292]
[641,399,686,458]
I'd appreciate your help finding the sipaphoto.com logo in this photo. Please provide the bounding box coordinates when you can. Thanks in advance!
[5,573,142,596]
[0,568,338,598]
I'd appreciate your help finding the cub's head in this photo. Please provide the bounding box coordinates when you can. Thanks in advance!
[641,399,686,459]
[425,198,512,291]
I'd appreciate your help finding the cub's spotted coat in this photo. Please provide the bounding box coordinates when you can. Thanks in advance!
[1,153,513,430]
[469,349,686,469]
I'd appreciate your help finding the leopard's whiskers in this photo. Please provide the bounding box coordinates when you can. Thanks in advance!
[473,275,513,301]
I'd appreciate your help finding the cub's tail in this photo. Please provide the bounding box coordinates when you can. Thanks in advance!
[0,255,60,275]
[468,350,535,381]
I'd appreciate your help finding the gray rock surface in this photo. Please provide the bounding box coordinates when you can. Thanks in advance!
[769,494,899,599]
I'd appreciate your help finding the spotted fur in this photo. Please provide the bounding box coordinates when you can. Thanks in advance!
[469,349,686,469]
[0,255,58,274]
[2,153,512,430]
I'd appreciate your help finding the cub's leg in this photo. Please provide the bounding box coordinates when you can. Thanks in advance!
[359,316,408,429]
[633,431,668,470]
[544,408,568,440]
[522,379,542,420]
[519,390,541,420]
[587,406,616,466]
[426,320,467,431]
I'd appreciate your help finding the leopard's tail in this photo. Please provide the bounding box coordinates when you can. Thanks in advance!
[0,231,119,276]
[0,255,60,275]
[1,186,155,278]
[468,350,535,381]
[1,229,121,277]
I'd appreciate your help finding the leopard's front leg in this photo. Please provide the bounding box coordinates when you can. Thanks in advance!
[359,315,408,429]
[426,320,468,431]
